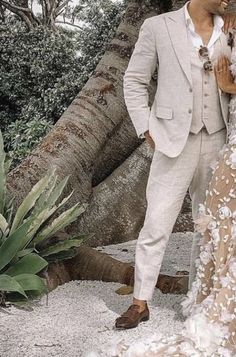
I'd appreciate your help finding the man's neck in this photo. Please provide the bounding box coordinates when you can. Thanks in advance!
[188,1,214,28]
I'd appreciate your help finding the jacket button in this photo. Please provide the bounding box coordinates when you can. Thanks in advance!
[189,88,193,93]
[188,109,192,114]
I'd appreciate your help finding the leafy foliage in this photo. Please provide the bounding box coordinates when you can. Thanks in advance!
[73,0,126,74]
[0,1,126,164]
[3,118,53,165]
[0,131,88,305]
[0,23,80,128]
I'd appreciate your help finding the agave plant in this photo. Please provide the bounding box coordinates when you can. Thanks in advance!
[0,131,88,305]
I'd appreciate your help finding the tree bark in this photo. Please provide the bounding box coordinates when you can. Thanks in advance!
[69,142,193,247]
[7,0,193,247]
[0,0,72,30]
[7,0,161,200]
[44,246,189,295]
[0,0,41,29]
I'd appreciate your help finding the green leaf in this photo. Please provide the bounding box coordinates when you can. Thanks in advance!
[33,175,69,215]
[14,274,46,294]
[4,253,48,276]
[31,170,58,215]
[16,248,34,258]
[25,207,56,243]
[26,191,74,244]
[47,176,70,206]
[33,203,87,245]
[39,239,83,257]
[0,213,8,234]
[45,248,78,263]
[0,218,34,272]
[10,174,51,234]
[0,274,27,297]
[0,130,6,215]
[4,196,14,227]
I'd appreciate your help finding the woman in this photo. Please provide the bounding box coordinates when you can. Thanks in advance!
[115,53,236,356]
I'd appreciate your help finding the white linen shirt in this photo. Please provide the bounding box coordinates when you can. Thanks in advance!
[184,2,224,57]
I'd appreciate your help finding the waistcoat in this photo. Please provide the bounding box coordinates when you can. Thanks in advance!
[189,34,229,134]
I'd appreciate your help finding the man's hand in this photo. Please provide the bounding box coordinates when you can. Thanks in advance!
[223,13,236,33]
[144,130,155,149]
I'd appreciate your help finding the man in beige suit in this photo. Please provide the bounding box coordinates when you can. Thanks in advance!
[115,0,233,329]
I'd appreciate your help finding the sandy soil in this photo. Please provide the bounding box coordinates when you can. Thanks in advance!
[0,232,193,357]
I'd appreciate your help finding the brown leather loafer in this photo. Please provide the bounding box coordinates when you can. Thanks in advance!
[115,304,150,329]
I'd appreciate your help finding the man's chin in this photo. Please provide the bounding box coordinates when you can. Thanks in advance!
[215,5,228,16]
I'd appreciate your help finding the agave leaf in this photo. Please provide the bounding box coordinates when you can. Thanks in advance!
[4,196,14,227]
[10,174,51,234]
[0,131,6,215]
[45,176,70,208]
[33,204,87,245]
[0,230,4,245]
[29,190,75,244]
[33,175,70,215]
[26,207,56,243]
[0,218,34,272]
[0,214,8,235]
[39,239,83,257]
[44,248,78,263]
[16,248,34,258]
[27,191,74,244]
[0,274,27,298]
[14,274,46,294]
[4,253,48,276]
[31,171,58,215]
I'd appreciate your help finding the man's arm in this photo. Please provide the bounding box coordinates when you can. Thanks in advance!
[123,18,158,138]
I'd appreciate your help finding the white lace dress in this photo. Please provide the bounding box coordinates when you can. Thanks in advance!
[116,56,236,357]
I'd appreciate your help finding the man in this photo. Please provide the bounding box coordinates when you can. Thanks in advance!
[115,0,233,329]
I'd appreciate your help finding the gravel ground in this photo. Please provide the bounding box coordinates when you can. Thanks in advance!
[0,232,193,357]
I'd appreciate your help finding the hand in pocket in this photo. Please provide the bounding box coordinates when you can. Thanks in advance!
[144,131,155,149]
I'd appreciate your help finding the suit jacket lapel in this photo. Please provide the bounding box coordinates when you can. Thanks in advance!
[165,8,192,86]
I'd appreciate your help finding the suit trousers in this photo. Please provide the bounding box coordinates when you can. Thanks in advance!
[133,128,226,301]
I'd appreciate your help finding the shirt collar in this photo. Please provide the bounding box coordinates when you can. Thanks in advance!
[184,1,224,30]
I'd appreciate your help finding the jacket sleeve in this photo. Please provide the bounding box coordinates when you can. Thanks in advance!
[123,18,158,138]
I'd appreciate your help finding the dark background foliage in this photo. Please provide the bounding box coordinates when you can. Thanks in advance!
[0,0,126,164]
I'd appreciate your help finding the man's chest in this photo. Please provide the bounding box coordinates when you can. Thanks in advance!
[195,28,214,46]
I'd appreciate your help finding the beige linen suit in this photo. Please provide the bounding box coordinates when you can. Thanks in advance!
[124,7,231,300]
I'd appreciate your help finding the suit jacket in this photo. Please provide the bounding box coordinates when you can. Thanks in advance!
[123,7,230,158]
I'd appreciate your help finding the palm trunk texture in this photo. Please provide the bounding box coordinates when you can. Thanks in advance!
[9,0,194,293]
[7,0,192,248]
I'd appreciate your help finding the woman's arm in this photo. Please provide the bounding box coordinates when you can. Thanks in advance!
[215,56,236,94]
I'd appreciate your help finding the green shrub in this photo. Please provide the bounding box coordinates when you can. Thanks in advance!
[0,131,89,305]
[0,1,126,164]
[0,24,81,130]
[3,118,53,166]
